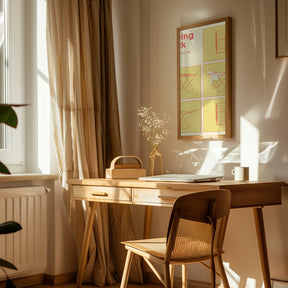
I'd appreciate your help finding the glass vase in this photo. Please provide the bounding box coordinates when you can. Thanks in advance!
[148,147,163,176]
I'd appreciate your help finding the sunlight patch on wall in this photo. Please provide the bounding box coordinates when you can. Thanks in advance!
[178,140,277,176]
[240,117,259,180]
[223,263,258,288]
[177,117,277,178]
[246,278,257,288]
[223,262,240,288]
[266,59,288,119]
[197,141,225,175]
[179,148,198,155]
[221,141,278,164]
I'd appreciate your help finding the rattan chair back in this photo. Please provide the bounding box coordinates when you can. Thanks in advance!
[166,189,231,262]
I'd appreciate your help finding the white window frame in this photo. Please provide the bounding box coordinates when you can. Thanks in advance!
[0,0,26,173]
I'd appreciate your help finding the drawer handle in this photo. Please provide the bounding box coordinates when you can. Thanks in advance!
[91,192,109,197]
[157,196,177,202]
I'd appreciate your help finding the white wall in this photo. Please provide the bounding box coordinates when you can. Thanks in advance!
[113,0,288,287]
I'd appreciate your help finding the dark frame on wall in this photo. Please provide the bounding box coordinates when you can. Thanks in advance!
[276,0,288,58]
[177,17,232,140]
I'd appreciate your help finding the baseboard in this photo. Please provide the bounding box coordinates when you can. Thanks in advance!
[0,272,77,288]
[0,274,45,288]
[44,272,77,286]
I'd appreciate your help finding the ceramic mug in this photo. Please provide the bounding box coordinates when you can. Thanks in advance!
[232,166,249,181]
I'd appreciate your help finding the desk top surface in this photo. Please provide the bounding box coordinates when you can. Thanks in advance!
[68,178,286,190]
[68,178,287,208]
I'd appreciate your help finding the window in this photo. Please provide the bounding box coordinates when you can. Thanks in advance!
[0,0,25,173]
[0,0,54,174]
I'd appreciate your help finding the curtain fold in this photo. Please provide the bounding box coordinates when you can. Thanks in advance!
[46,0,143,285]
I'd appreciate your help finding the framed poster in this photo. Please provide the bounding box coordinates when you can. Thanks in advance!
[177,17,232,140]
[276,0,288,57]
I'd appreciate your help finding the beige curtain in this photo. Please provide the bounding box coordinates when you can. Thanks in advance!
[46,0,143,285]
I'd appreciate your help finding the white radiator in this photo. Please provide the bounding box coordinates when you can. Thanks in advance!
[0,186,47,278]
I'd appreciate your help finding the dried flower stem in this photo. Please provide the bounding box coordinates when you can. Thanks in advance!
[137,107,171,149]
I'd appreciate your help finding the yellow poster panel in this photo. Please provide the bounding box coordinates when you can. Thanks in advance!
[203,98,226,133]
[180,65,201,100]
[203,62,225,97]
[181,100,201,134]
[203,24,226,62]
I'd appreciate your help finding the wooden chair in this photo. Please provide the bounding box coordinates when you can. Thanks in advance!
[120,189,231,288]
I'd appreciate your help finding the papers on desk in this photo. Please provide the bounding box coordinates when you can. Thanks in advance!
[138,174,224,183]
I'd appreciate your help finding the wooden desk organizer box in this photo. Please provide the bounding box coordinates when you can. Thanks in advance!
[105,156,146,179]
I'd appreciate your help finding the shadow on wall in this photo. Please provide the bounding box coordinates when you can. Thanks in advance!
[172,117,278,181]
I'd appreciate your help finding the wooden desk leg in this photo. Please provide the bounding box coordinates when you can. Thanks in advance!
[253,207,271,288]
[142,206,153,277]
[143,206,153,239]
[76,202,97,288]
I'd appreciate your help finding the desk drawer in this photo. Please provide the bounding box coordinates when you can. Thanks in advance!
[133,188,193,206]
[72,185,132,203]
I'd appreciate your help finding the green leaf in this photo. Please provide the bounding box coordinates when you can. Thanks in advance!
[0,258,17,270]
[5,277,17,288]
[0,161,10,175]
[0,105,18,128]
[0,221,22,234]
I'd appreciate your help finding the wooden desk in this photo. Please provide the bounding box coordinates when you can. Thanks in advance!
[68,178,286,288]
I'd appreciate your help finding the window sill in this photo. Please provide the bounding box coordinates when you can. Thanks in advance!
[0,173,58,182]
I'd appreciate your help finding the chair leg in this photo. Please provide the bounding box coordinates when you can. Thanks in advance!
[169,264,174,288]
[120,250,133,288]
[210,264,215,288]
[182,264,187,288]
[164,263,172,288]
[216,255,230,288]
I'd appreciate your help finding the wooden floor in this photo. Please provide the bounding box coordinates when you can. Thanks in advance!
[31,283,161,288]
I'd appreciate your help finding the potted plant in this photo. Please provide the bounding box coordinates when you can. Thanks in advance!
[0,104,25,174]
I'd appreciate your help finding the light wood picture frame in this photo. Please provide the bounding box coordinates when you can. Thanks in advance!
[276,0,288,58]
[177,17,232,140]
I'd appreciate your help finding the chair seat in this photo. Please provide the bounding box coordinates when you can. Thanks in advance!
[122,238,166,260]
[122,237,219,263]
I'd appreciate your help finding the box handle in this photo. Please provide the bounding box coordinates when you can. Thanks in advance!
[110,156,143,169]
